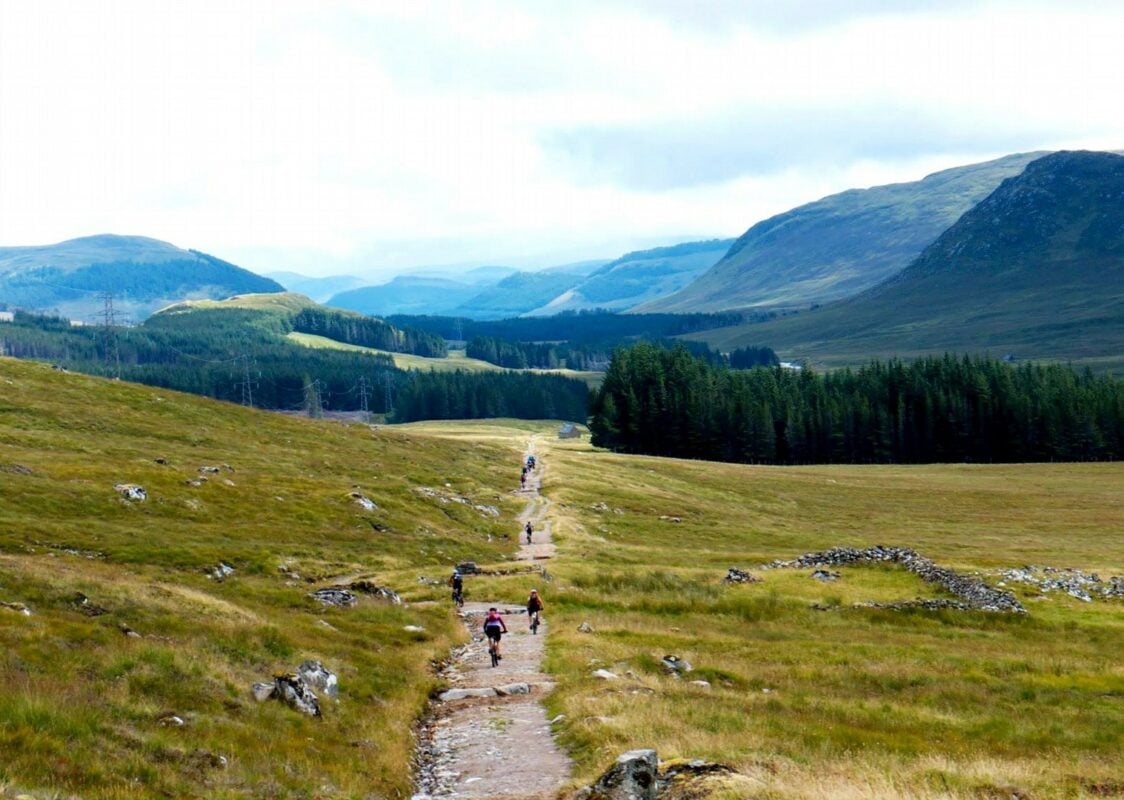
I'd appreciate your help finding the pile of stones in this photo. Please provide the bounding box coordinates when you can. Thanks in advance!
[763,545,1026,613]
[252,660,338,717]
[722,568,760,584]
[995,565,1124,603]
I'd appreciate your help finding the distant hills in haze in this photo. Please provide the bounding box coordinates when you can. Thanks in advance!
[698,150,1124,371]
[0,235,283,320]
[643,152,1044,313]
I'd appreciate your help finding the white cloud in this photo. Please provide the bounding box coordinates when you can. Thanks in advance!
[0,0,1121,277]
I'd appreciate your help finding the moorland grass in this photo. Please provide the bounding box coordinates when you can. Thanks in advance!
[0,358,533,799]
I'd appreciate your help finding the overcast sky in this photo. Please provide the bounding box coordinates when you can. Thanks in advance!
[1,1,1121,278]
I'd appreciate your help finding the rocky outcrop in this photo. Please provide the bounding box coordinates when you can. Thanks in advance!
[722,568,759,584]
[580,752,756,800]
[348,580,401,604]
[252,661,339,716]
[310,588,357,607]
[763,546,1025,613]
[588,749,659,800]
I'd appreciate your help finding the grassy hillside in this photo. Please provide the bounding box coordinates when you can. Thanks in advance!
[528,239,735,315]
[289,331,605,386]
[0,358,530,799]
[643,153,1042,313]
[697,151,1124,373]
[328,275,484,317]
[0,234,283,320]
[410,422,1123,799]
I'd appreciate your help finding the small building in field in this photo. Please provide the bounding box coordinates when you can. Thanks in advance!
[558,423,582,439]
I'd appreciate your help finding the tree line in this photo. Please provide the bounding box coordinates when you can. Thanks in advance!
[390,371,591,423]
[589,343,1124,464]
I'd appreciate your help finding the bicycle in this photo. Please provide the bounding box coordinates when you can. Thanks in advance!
[529,609,540,635]
[452,586,464,608]
[488,635,500,667]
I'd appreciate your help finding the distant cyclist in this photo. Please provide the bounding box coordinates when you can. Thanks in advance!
[448,570,464,607]
[520,472,527,490]
[524,520,534,544]
[527,589,544,633]
[483,607,508,660]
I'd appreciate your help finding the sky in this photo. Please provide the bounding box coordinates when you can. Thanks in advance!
[1,0,1122,279]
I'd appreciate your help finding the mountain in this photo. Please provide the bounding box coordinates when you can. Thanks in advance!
[527,239,734,315]
[702,150,1124,371]
[265,271,369,303]
[453,271,585,318]
[642,153,1045,313]
[0,234,284,320]
[327,275,484,316]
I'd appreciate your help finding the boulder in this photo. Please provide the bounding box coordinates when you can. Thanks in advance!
[722,568,759,584]
[438,687,497,701]
[114,483,147,502]
[273,672,321,716]
[577,621,595,633]
[349,492,378,511]
[206,562,235,581]
[661,656,692,674]
[494,682,530,696]
[251,682,276,702]
[297,660,339,700]
[349,580,401,604]
[811,569,840,582]
[310,588,357,607]
[456,561,480,575]
[590,749,658,800]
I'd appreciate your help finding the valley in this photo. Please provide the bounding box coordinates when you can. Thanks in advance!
[1,360,1120,799]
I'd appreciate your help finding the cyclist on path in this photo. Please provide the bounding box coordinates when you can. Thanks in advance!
[527,589,544,632]
[483,607,508,660]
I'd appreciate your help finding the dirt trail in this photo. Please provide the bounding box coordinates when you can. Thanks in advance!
[413,435,571,800]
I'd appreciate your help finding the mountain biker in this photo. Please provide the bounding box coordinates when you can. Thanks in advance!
[527,589,544,631]
[520,472,527,490]
[483,607,508,659]
[524,520,533,544]
[448,570,464,604]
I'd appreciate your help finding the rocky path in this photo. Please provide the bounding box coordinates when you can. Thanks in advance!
[413,436,571,800]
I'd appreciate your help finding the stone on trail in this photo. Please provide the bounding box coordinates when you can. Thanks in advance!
[494,682,531,696]
[589,749,659,800]
[438,687,497,701]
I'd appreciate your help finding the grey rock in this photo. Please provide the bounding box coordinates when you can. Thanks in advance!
[689,680,712,689]
[404,625,426,633]
[206,562,235,581]
[593,669,619,680]
[251,682,276,701]
[456,561,480,575]
[577,621,595,633]
[661,655,692,674]
[274,672,321,716]
[349,492,378,511]
[439,687,497,701]
[723,567,760,584]
[591,749,658,800]
[812,569,840,582]
[1,601,32,616]
[349,580,401,604]
[298,660,339,699]
[494,682,530,696]
[310,588,357,607]
[114,483,147,502]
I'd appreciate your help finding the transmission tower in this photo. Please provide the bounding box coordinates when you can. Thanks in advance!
[383,373,393,416]
[358,375,370,420]
[303,379,324,419]
[97,292,122,379]
[238,354,256,408]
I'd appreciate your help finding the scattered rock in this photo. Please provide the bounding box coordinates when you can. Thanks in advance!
[184,477,207,487]
[297,660,339,700]
[589,749,658,800]
[661,656,693,674]
[315,619,338,631]
[1,463,34,475]
[157,712,186,727]
[658,515,682,523]
[198,466,222,474]
[114,483,147,502]
[577,621,595,633]
[763,546,1026,613]
[415,487,499,517]
[723,568,760,584]
[348,580,401,604]
[590,502,610,511]
[273,672,321,716]
[206,562,235,581]
[1,601,32,616]
[72,592,108,616]
[119,623,141,638]
[251,682,275,702]
[811,569,841,582]
[994,565,1124,602]
[349,492,378,511]
[310,588,357,607]
[404,625,426,633]
[154,458,169,465]
[689,680,711,690]
[494,682,531,696]
[222,478,236,487]
[593,669,620,680]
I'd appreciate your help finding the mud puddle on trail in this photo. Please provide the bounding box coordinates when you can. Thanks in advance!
[412,437,571,800]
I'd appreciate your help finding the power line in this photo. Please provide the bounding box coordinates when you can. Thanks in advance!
[97,292,122,379]
[238,354,256,408]
[358,375,370,419]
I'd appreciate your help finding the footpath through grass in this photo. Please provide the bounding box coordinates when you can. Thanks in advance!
[524,437,1123,798]
[0,359,532,799]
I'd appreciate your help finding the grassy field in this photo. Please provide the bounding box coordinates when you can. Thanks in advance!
[409,422,1123,799]
[288,331,605,386]
[0,359,532,799]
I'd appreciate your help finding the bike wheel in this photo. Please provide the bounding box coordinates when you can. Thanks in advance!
[490,643,499,667]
